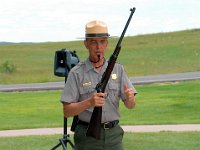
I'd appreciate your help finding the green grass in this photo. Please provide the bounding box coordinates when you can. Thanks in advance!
[0,132,200,150]
[124,132,200,150]
[120,80,200,125]
[0,80,199,130]
[0,91,63,130]
[0,29,200,84]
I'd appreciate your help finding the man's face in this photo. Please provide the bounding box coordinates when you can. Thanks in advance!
[84,37,108,62]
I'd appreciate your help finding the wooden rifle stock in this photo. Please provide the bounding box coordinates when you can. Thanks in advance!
[86,7,136,139]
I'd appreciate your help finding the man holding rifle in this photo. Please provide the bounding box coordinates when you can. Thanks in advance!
[61,20,137,150]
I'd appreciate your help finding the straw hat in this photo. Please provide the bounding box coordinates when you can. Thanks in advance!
[85,20,110,38]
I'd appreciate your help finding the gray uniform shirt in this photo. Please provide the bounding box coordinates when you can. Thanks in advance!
[61,58,137,123]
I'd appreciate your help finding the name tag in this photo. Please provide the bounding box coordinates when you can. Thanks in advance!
[83,82,92,87]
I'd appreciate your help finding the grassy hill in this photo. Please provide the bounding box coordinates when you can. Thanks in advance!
[0,29,200,84]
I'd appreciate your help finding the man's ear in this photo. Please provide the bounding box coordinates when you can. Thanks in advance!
[106,39,108,47]
[84,40,88,49]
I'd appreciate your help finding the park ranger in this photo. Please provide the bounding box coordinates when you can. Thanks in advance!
[61,20,137,150]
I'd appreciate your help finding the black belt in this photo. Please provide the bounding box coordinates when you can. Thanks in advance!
[78,120,119,130]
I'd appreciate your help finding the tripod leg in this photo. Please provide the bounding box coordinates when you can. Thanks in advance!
[51,117,75,150]
[67,139,75,149]
[51,137,68,150]
[51,141,62,150]
[60,138,67,150]
[51,78,75,149]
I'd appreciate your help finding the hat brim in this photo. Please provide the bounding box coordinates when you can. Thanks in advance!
[86,33,110,38]
[77,34,117,39]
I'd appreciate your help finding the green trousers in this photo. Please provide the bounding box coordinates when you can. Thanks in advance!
[74,124,124,150]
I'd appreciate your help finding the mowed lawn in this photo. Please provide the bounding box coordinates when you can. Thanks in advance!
[0,80,199,130]
[0,29,200,84]
[0,132,200,150]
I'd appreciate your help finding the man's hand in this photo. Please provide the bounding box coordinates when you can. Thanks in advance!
[89,93,106,107]
[124,84,134,101]
[124,84,135,109]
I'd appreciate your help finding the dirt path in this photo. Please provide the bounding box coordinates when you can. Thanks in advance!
[1,124,200,137]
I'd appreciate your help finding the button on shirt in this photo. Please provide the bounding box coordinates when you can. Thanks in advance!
[61,58,137,123]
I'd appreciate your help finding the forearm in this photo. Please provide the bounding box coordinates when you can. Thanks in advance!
[63,92,106,117]
[124,96,136,109]
[63,99,91,117]
[123,84,137,109]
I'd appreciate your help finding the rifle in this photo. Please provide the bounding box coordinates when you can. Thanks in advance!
[86,7,136,139]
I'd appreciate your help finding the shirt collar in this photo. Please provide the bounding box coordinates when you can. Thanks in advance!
[85,58,94,72]
[85,58,108,73]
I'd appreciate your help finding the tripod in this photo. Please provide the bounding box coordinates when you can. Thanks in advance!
[52,49,79,150]
[51,117,74,150]
[51,77,75,150]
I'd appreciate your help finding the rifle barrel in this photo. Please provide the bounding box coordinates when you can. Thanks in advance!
[86,7,136,139]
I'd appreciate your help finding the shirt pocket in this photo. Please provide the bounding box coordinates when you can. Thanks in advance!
[107,82,120,103]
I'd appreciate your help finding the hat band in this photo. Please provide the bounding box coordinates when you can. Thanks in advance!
[86,33,109,38]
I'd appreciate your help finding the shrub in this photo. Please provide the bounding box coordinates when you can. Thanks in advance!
[0,61,17,74]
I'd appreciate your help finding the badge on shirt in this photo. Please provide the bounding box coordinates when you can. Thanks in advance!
[83,82,92,86]
[111,74,117,80]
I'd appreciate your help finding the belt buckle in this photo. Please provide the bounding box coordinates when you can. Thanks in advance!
[103,122,110,130]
